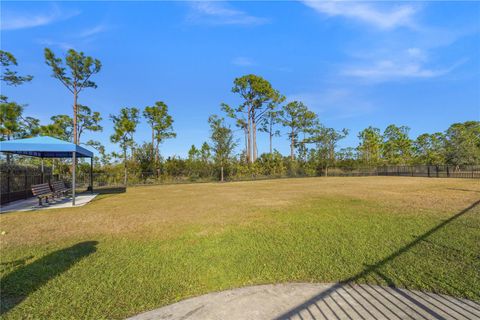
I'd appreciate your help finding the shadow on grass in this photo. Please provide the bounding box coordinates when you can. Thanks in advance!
[274,200,480,320]
[447,188,480,194]
[93,186,126,195]
[0,241,98,315]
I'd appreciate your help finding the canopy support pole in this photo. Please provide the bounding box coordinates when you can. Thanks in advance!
[89,157,93,193]
[72,152,76,206]
[41,157,44,183]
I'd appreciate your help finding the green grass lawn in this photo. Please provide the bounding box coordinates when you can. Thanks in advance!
[1,177,479,319]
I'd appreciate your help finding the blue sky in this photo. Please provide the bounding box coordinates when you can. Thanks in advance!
[1,1,479,157]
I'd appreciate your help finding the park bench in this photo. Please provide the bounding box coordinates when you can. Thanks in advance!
[31,183,54,206]
[51,180,71,198]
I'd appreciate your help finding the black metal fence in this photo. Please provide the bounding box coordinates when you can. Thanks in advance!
[376,165,480,179]
[1,166,54,205]
[0,169,117,205]
[1,164,478,205]
[60,164,480,185]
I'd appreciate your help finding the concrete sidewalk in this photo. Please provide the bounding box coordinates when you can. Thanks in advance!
[0,193,98,213]
[127,283,480,320]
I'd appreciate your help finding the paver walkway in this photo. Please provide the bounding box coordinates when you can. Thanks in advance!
[127,283,480,320]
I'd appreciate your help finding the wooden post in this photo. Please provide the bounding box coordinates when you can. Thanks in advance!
[427,166,430,177]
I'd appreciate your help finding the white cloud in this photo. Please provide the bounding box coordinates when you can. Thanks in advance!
[342,47,465,81]
[232,56,254,67]
[1,5,79,30]
[406,47,427,61]
[78,24,108,38]
[344,61,446,79]
[301,1,418,30]
[301,1,471,83]
[37,39,75,51]
[288,89,375,119]
[36,21,109,51]
[187,2,268,26]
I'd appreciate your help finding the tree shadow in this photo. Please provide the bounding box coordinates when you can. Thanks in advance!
[274,199,480,320]
[447,188,480,194]
[0,241,98,315]
[94,186,126,195]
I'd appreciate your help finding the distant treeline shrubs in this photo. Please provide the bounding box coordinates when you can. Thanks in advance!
[1,50,479,184]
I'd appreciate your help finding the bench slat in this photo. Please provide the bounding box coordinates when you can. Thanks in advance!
[31,183,52,197]
[32,184,49,188]
[32,187,50,192]
[51,181,71,197]
[32,188,50,192]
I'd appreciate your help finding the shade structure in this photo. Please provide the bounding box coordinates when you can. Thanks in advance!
[0,136,94,206]
[0,136,93,158]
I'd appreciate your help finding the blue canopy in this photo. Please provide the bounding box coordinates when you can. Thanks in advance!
[0,136,93,158]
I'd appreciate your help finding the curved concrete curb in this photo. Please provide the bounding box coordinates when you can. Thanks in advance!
[127,283,480,320]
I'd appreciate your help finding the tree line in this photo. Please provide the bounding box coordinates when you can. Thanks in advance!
[1,49,479,183]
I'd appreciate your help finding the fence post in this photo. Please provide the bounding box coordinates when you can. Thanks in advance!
[436,165,439,178]
[24,171,28,199]
[446,166,450,178]
[7,167,11,203]
[428,166,430,177]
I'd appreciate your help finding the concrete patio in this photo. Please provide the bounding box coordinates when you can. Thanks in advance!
[0,193,98,214]
[127,283,480,320]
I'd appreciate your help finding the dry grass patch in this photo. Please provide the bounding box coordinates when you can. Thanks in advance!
[1,177,479,248]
